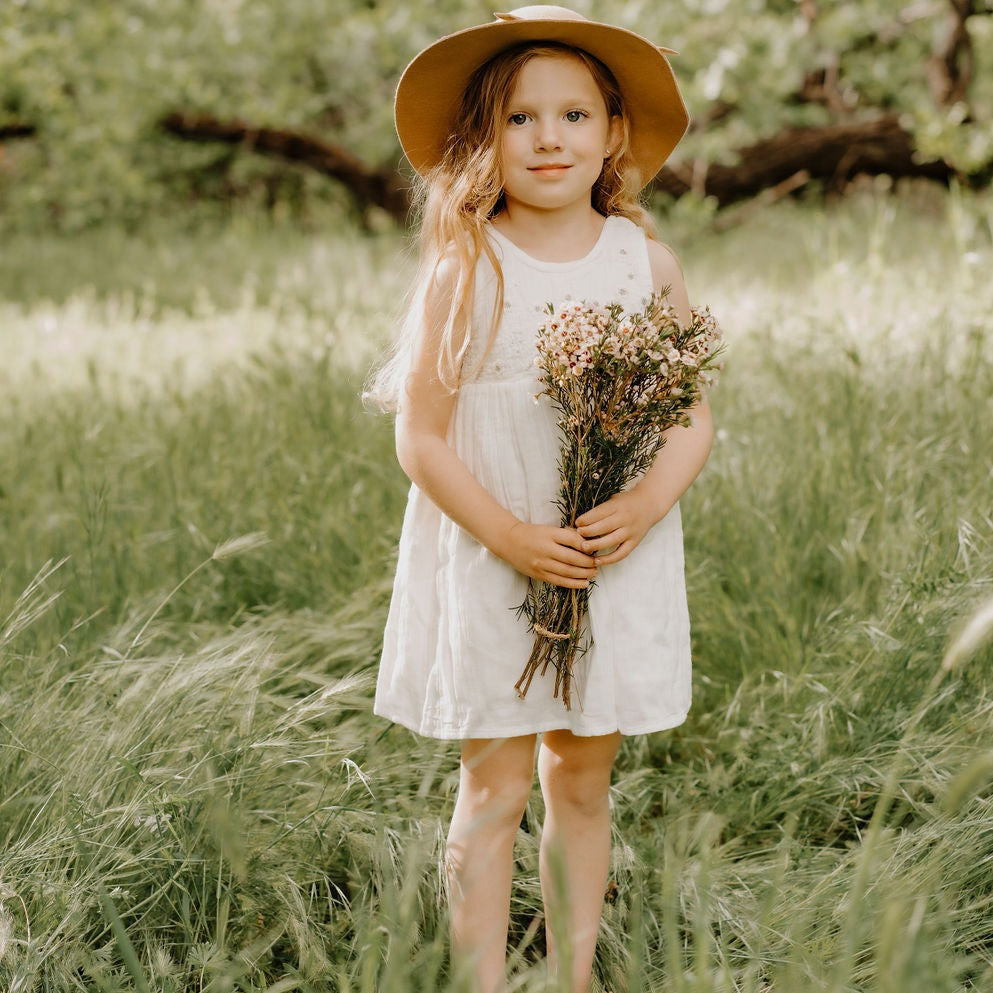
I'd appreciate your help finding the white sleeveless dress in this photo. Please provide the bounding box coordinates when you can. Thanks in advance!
[374,215,692,739]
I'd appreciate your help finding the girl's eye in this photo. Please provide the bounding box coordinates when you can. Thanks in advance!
[565,110,587,122]
[508,113,529,126]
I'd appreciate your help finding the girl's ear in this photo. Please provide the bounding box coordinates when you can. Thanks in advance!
[605,115,623,159]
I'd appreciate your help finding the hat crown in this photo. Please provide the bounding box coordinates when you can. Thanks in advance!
[496,5,589,23]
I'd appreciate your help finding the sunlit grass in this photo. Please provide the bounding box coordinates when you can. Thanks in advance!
[1,186,993,991]
[0,221,408,402]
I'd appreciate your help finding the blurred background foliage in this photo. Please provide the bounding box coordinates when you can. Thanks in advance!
[1,0,991,231]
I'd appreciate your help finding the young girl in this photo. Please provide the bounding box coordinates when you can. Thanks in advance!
[370,7,714,991]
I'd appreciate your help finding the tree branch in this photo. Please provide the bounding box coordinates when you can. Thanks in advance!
[0,122,37,140]
[158,109,960,218]
[927,0,976,111]
[651,114,954,206]
[159,111,411,221]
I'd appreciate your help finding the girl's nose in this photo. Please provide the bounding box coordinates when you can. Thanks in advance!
[534,119,563,151]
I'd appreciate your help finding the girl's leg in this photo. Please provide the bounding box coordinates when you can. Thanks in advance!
[537,729,622,993]
[447,734,537,993]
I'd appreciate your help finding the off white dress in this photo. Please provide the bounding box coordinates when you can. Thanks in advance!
[374,214,692,739]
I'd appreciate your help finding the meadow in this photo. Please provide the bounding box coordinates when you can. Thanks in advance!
[1,183,993,992]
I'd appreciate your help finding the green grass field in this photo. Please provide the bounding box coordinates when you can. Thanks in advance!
[2,185,993,992]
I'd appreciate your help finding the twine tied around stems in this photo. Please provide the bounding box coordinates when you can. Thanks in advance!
[514,580,588,710]
[532,623,571,640]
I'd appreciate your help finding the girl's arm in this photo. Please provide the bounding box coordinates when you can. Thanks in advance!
[395,260,599,590]
[575,240,715,564]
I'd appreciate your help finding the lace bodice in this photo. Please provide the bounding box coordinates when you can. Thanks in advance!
[462,214,655,385]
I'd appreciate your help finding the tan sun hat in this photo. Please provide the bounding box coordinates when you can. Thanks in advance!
[394,5,689,189]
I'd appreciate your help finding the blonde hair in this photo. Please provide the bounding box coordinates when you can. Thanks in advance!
[366,42,657,412]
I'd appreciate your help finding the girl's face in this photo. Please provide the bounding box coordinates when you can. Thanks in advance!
[499,53,622,217]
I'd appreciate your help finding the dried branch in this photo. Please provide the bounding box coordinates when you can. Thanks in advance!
[0,122,37,141]
[159,111,411,221]
[927,0,976,111]
[652,115,954,206]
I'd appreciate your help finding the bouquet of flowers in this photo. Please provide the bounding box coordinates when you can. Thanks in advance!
[515,290,723,709]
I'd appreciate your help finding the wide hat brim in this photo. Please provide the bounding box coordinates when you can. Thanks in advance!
[394,6,689,189]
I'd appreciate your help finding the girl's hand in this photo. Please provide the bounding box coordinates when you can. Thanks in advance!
[501,522,599,589]
[574,489,657,566]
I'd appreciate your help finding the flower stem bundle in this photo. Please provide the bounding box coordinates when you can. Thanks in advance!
[514,290,723,709]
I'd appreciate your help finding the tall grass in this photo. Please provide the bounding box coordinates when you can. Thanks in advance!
[2,185,993,991]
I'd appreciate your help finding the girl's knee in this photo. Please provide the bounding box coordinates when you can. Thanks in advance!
[537,731,620,815]
[539,761,607,816]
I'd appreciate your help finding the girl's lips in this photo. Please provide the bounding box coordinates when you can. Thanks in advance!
[528,164,572,173]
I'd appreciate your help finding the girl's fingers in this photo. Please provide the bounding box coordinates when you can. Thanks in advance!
[582,530,624,552]
[547,562,598,581]
[534,562,594,586]
[574,510,605,531]
[552,548,596,569]
[546,575,595,589]
[590,540,632,565]
[555,494,652,568]
[576,514,619,539]
[556,527,592,549]
[544,575,595,589]
[541,546,599,585]
[554,529,598,564]
[575,498,624,529]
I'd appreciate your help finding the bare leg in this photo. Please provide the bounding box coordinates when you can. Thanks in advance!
[537,729,621,993]
[447,735,537,993]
